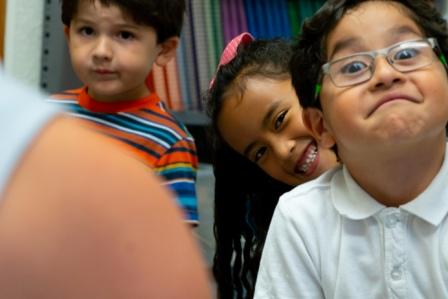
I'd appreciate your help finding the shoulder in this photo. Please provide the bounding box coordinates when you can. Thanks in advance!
[147,101,194,140]
[47,88,83,113]
[132,107,197,152]
[274,166,342,230]
[48,88,83,102]
[279,166,340,207]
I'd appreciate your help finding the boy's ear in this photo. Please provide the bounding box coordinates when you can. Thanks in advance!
[302,108,336,149]
[64,26,70,41]
[154,37,179,67]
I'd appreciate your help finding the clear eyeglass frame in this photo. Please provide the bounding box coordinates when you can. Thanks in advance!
[320,37,439,88]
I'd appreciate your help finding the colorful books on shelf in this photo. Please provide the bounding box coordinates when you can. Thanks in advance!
[150,0,325,119]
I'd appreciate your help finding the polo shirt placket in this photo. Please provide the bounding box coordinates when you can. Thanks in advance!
[380,208,408,299]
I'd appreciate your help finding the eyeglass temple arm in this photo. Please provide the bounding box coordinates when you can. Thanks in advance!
[314,84,322,100]
[439,53,447,66]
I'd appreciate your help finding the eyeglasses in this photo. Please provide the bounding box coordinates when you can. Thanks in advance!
[317,38,441,92]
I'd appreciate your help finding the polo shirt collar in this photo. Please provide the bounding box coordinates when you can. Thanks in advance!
[332,165,384,220]
[78,87,159,113]
[332,143,448,226]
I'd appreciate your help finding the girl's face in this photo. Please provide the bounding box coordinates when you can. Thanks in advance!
[217,77,338,186]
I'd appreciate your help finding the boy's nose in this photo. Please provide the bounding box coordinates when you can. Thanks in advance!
[369,56,405,89]
[92,37,113,61]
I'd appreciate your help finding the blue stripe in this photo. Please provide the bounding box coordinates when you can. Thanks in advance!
[64,105,182,145]
[173,189,196,197]
[94,115,179,144]
[160,170,196,181]
[184,212,199,222]
[174,195,198,208]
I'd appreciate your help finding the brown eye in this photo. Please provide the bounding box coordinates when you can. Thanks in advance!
[118,31,135,40]
[254,147,267,162]
[79,26,94,36]
[275,111,287,130]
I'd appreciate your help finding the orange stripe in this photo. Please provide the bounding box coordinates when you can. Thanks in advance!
[156,151,198,166]
[51,89,83,100]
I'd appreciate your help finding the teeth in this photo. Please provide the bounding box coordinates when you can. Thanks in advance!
[298,144,317,173]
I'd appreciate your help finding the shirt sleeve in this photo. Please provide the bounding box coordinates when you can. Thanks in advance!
[254,196,325,299]
[155,137,199,224]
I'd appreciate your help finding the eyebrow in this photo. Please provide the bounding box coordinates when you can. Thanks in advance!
[328,37,359,60]
[328,25,422,60]
[73,18,139,30]
[72,17,94,24]
[242,100,282,158]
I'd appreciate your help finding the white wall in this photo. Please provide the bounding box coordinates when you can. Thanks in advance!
[4,0,44,88]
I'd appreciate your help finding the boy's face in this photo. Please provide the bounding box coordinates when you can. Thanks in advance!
[309,1,448,161]
[66,0,171,102]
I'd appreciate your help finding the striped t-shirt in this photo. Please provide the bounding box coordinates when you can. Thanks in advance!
[49,87,198,224]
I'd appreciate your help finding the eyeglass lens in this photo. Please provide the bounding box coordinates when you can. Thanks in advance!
[327,39,435,87]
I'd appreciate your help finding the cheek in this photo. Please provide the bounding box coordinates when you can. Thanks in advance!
[421,68,448,107]
[320,90,359,140]
[433,71,448,96]
[69,52,85,74]
[69,46,87,64]
[122,53,153,74]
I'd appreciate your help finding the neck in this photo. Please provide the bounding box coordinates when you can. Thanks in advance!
[341,136,446,207]
[88,85,150,103]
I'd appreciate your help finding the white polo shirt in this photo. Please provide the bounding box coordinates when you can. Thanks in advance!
[0,71,59,196]
[254,145,448,299]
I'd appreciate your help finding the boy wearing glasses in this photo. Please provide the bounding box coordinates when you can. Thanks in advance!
[255,1,448,298]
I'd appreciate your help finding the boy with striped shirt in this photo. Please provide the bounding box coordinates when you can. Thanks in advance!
[49,0,198,224]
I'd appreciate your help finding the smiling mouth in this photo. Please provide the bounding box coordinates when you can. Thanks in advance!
[295,141,319,176]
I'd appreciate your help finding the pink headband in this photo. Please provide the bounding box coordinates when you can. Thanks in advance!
[209,32,255,89]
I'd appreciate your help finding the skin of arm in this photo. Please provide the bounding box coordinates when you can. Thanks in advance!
[0,117,212,299]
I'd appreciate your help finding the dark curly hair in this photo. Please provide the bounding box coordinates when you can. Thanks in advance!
[205,39,294,298]
[212,144,291,299]
[290,0,448,110]
[60,0,185,43]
